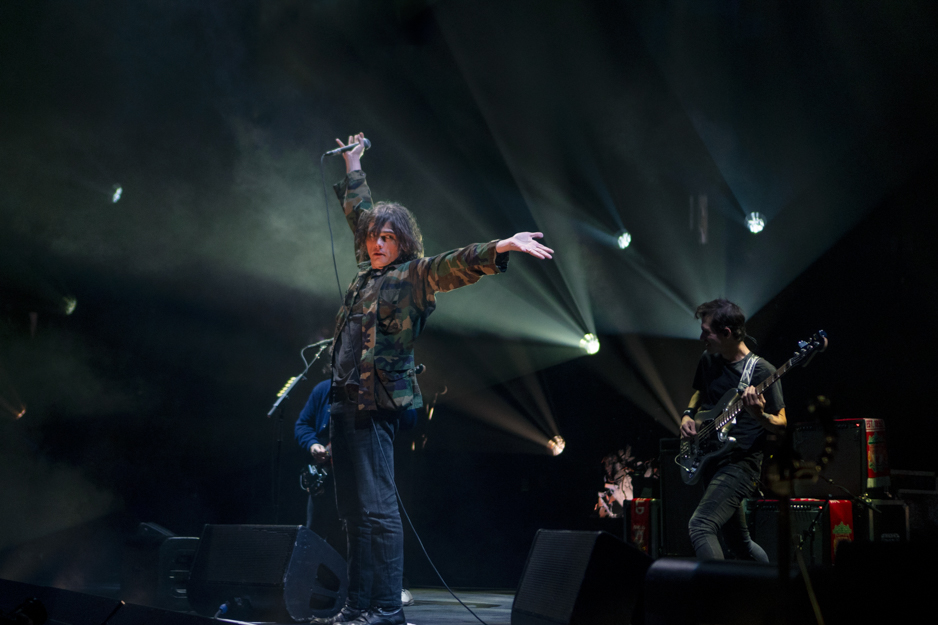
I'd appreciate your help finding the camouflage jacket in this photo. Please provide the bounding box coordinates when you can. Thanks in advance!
[332,169,508,412]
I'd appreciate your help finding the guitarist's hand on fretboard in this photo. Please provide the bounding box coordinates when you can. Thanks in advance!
[740,386,766,418]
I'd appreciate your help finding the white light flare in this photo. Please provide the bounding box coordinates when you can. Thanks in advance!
[746,212,765,234]
[547,435,566,456]
[579,333,600,355]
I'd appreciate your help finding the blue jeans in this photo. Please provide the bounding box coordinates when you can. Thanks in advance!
[688,462,768,562]
[331,406,403,611]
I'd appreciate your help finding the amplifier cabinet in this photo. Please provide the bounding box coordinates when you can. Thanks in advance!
[746,499,854,565]
[792,418,889,498]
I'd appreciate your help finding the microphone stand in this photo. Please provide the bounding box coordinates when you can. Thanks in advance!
[267,340,331,523]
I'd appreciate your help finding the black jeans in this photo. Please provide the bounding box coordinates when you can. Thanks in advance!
[688,462,768,561]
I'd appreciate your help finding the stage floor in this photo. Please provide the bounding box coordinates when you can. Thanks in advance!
[349,588,513,625]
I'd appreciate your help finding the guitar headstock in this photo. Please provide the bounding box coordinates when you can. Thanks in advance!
[792,330,828,368]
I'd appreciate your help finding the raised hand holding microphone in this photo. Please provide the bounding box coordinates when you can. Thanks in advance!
[330,132,370,173]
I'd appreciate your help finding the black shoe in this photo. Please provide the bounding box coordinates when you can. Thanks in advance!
[310,604,364,624]
[347,607,406,625]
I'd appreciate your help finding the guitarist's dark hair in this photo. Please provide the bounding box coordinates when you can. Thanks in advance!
[695,299,747,341]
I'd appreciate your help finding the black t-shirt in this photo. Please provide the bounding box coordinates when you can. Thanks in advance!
[692,351,784,462]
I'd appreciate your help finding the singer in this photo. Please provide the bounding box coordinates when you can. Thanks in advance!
[320,133,552,625]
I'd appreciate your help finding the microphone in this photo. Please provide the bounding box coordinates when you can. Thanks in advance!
[324,138,372,157]
[414,364,427,375]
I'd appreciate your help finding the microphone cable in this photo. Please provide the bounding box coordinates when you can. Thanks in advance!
[319,152,345,300]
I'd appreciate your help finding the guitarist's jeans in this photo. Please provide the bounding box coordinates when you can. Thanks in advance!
[689,462,768,562]
[331,407,403,611]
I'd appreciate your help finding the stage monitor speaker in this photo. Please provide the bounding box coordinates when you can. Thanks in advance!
[104,601,223,625]
[643,558,814,625]
[158,536,199,612]
[0,579,121,625]
[186,525,347,622]
[511,530,652,625]
[1,578,223,625]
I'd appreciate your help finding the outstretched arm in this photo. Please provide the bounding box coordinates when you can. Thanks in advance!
[495,232,554,259]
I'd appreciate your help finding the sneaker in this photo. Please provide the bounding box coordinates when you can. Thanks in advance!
[310,604,364,624]
[347,607,406,625]
[401,589,415,606]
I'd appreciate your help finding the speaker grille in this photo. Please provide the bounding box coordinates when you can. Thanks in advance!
[202,525,296,586]
[514,531,597,623]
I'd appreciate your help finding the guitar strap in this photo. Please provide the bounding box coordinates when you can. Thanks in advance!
[737,352,760,393]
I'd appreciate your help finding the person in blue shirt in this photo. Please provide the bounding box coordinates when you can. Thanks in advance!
[295,379,333,529]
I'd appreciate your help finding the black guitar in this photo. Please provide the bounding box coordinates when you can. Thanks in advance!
[300,445,332,496]
[675,330,828,485]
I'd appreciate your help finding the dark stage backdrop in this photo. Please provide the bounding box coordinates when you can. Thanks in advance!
[2,0,937,592]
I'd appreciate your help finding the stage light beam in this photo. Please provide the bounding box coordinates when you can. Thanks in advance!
[746,212,765,234]
[616,230,632,249]
[580,333,600,355]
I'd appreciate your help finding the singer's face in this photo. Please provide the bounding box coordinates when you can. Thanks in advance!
[366,224,401,269]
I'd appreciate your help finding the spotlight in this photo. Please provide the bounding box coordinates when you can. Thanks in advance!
[112,184,123,203]
[62,296,77,315]
[746,212,765,234]
[616,229,632,249]
[547,435,565,456]
[579,333,600,355]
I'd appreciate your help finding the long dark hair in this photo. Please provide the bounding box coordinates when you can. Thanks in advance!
[354,201,424,264]
[695,298,747,341]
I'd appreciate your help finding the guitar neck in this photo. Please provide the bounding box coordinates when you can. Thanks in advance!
[713,357,792,428]
[752,358,792,397]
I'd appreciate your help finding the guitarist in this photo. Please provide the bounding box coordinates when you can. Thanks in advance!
[295,379,333,530]
[679,299,786,560]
